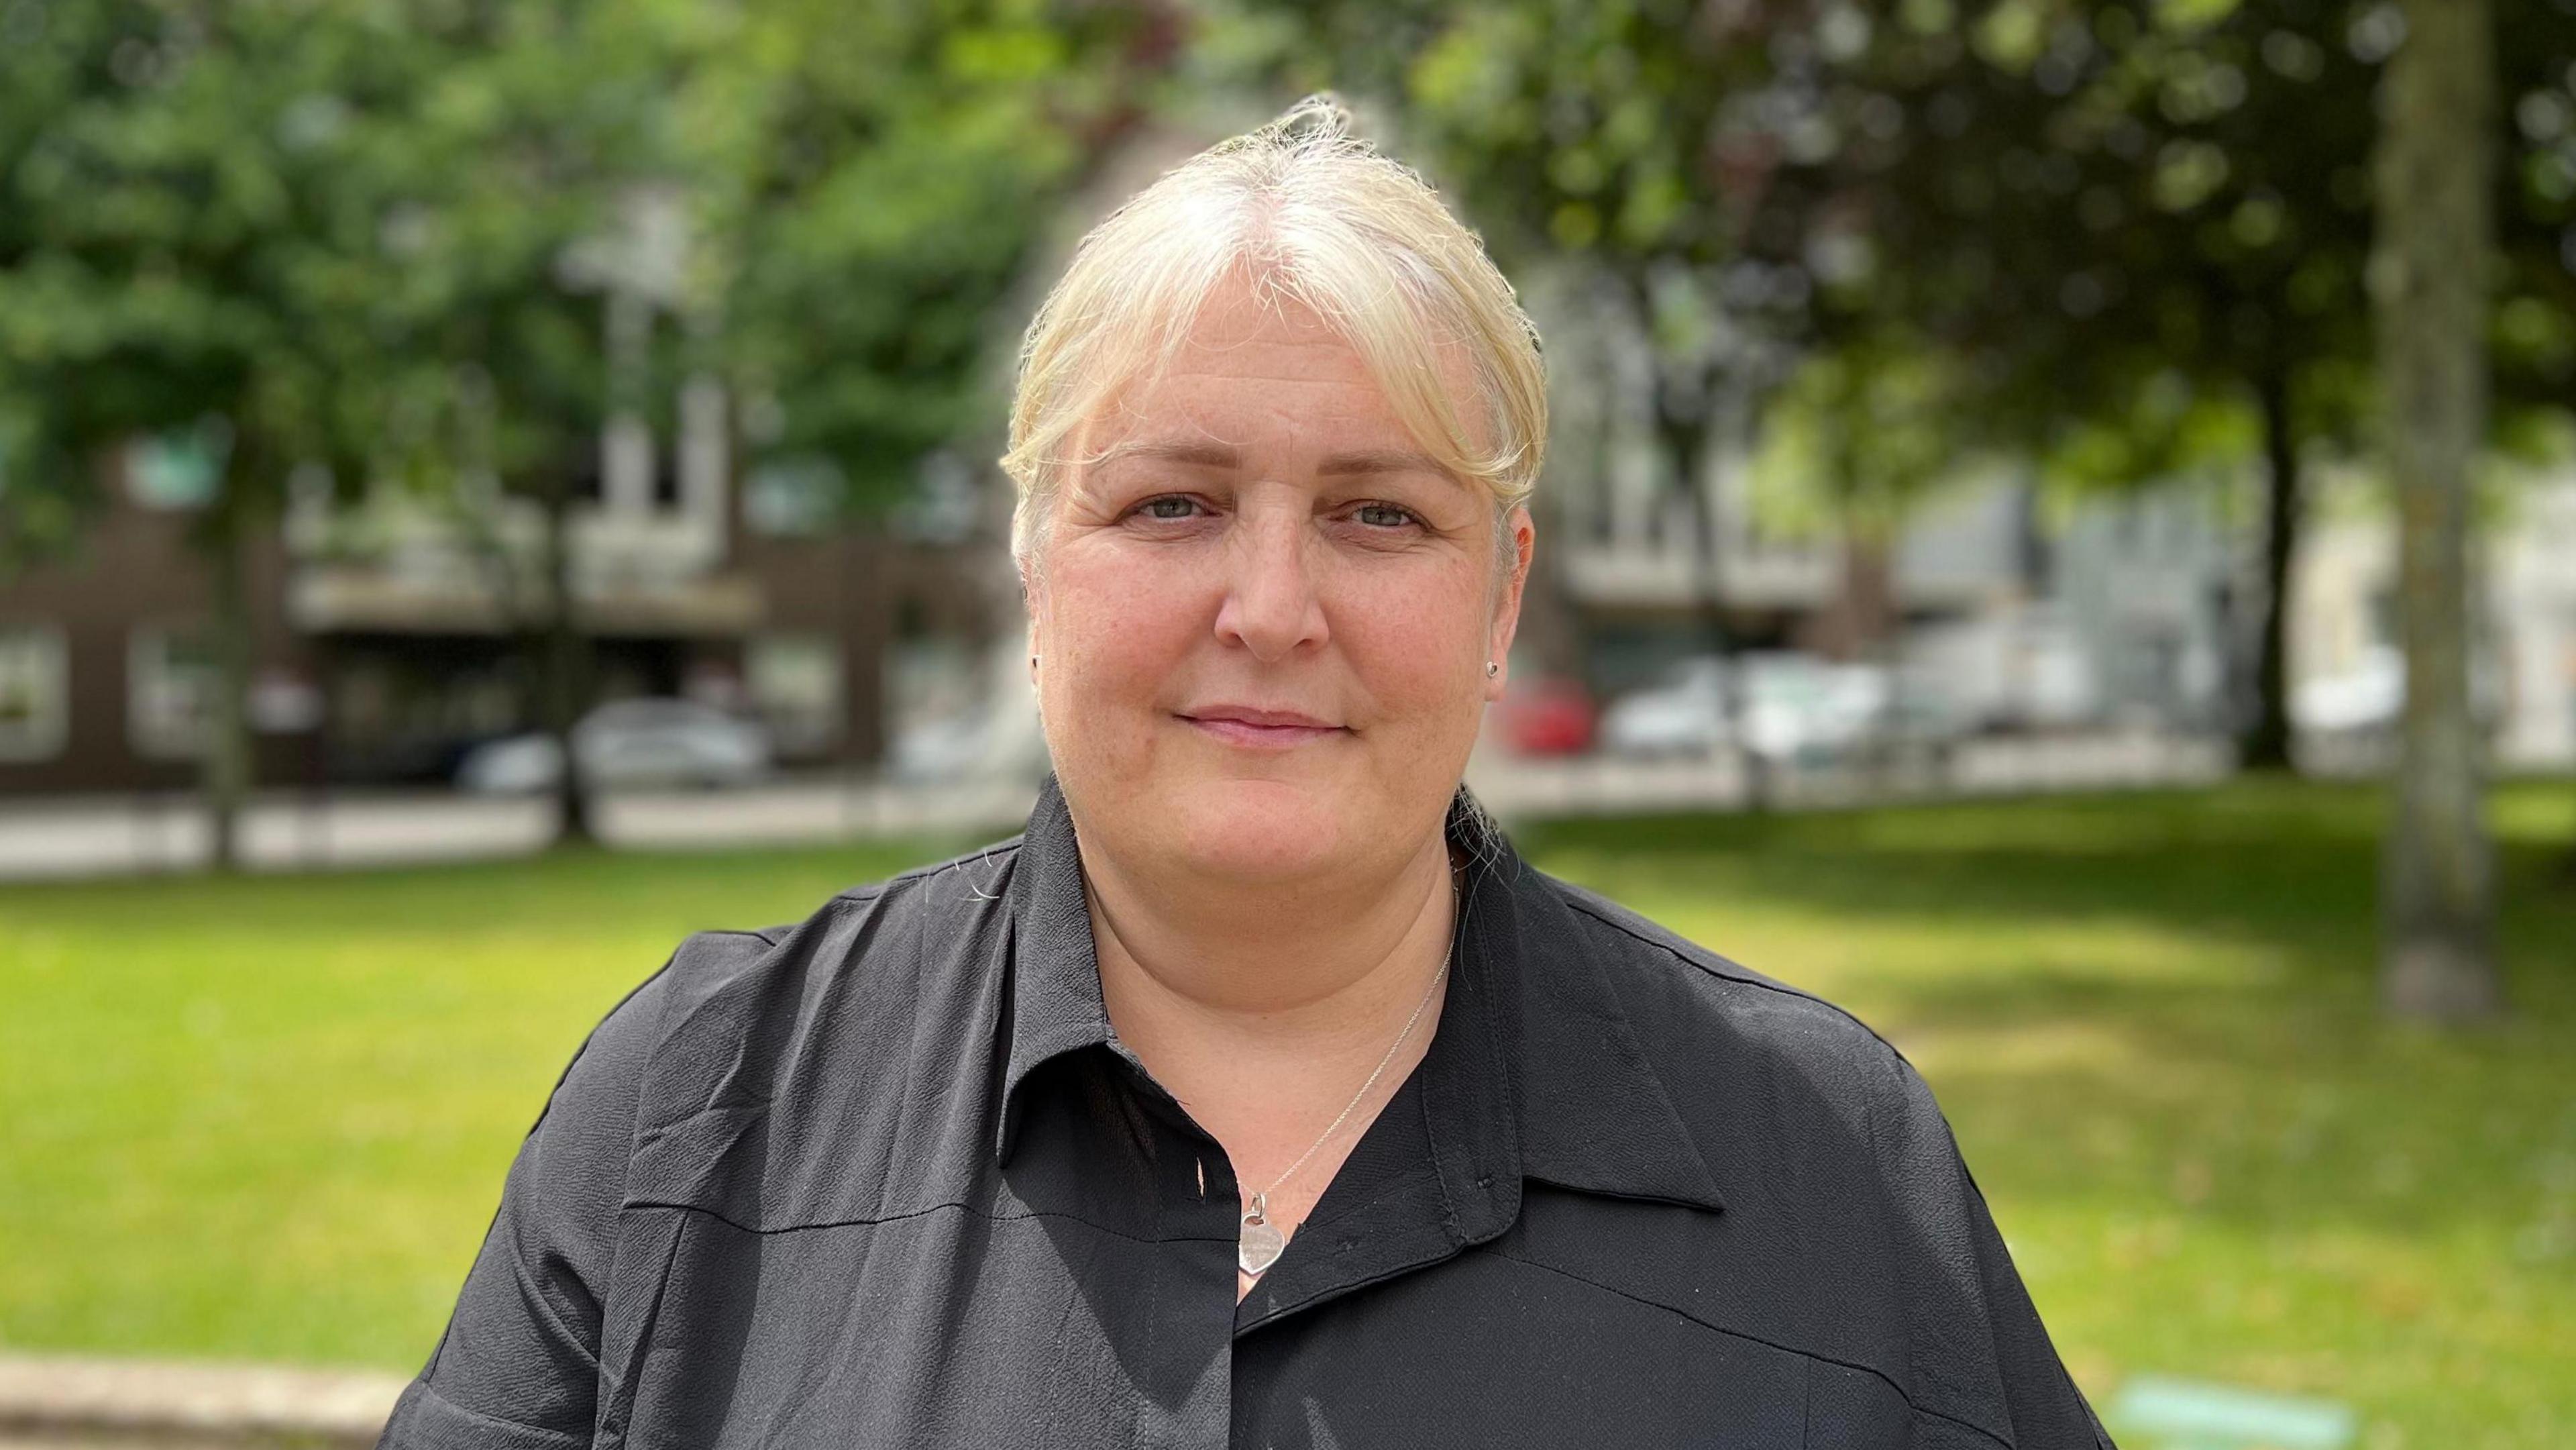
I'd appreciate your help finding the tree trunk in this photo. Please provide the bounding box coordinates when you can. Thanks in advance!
[539,479,595,847]
[2375,0,2502,1021]
[1831,527,1912,789]
[2241,368,2301,772]
[199,498,256,873]
[1659,407,1768,811]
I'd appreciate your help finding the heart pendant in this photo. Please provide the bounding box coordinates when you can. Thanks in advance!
[1238,1216,1287,1276]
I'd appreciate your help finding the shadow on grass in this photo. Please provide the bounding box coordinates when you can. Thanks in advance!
[1513,779,2574,1010]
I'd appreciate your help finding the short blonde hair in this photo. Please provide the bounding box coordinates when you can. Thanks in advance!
[1002,96,1547,562]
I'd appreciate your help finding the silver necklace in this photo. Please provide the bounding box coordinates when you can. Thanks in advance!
[1237,876,1458,1280]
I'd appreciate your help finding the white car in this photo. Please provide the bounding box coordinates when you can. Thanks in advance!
[2291,646,2407,735]
[1599,654,1894,762]
[886,702,1051,784]
[455,698,775,793]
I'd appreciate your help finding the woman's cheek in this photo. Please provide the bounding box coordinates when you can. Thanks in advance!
[1348,582,1484,707]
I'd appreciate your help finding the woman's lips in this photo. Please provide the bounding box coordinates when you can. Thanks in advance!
[1179,711,1347,749]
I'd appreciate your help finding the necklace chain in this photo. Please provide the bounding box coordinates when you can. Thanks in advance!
[1242,873,1460,1238]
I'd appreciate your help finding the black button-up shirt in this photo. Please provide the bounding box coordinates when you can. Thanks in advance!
[382,778,2114,1449]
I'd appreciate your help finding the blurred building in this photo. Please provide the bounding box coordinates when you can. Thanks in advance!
[0,180,1017,802]
[1529,279,2576,765]
[0,404,1002,798]
[1530,280,2224,735]
[1548,445,2576,766]
[2291,470,2576,770]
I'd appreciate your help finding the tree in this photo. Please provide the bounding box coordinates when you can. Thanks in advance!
[379,0,723,846]
[1771,0,2572,771]
[2376,0,2502,1020]
[0,0,442,868]
[704,0,1171,517]
[1780,1,2394,772]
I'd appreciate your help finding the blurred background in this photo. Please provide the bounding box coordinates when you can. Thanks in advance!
[2,0,2572,1445]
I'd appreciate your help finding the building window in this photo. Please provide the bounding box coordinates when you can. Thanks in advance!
[747,633,843,756]
[129,626,218,759]
[125,427,227,510]
[0,625,69,762]
[743,458,843,538]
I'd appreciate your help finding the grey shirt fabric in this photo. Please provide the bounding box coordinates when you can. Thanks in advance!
[380,776,2115,1449]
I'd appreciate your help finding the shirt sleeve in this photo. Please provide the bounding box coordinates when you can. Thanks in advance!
[376,963,672,1449]
[1872,1049,2120,1449]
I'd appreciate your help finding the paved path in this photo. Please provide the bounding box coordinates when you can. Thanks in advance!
[0,1354,404,1448]
[0,730,2232,884]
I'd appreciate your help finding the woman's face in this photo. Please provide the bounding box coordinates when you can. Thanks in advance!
[1026,281,1532,890]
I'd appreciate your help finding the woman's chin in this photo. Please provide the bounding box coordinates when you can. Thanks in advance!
[1157,777,1358,882]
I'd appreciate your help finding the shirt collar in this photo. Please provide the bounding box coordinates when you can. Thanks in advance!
[996,774,1116,1161]
[994,774,1724,1223]
[1467,827,1729,1218]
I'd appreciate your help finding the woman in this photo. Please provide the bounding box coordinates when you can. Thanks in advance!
[382,99,2114,1449]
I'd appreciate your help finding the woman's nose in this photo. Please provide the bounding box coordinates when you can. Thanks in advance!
[1212,512,1329,663]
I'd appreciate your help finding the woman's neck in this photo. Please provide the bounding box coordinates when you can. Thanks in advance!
[1078,827,1460,1144]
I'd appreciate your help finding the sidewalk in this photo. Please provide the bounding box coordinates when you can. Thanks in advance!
[0,1355,403,1449]
[0,773,1041,882]
[0,729,2233,884]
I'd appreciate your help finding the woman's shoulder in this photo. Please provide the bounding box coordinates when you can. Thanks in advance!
[649,835,1027,1012]
[1539,871,1907,1060]
[561,835,1030,1124]
[1524,868,1939,1142]
[509,834,1032,1229]
[1524,869,2108,1450]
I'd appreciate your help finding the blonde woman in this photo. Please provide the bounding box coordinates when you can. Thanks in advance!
[382,99,2113,1449]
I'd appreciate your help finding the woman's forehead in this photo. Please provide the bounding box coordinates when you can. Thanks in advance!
[1075,287,1484,468]
[1071,392,1459,488]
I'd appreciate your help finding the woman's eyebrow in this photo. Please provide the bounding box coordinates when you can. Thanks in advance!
[1087,440,1448,480]
[1091,439,1240,471]
[1316,448,1448,478]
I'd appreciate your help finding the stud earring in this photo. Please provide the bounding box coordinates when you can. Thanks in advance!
[1485,661,1500,678]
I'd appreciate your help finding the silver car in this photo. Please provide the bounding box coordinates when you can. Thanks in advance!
[455,698,775,793]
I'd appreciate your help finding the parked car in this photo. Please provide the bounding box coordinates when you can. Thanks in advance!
[1490,675,1596,757]
[886,701,1052,784]
[454,698,774,793]
[1599,657,1735,758]
[2288,645,2511,762]
[1598,653,1894,763]
[2290,645,2406,735]
[1894,609,2102,735]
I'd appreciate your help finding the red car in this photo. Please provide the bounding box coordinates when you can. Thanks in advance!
[1492,675,1596,756]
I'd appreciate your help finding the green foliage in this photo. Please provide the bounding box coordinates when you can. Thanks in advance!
[1778,0,2571,482]
[360,0,714,497]
[0,0,1167,537]
[2495,0,2576,421]
[0,0,439,535]
[1666,3,2365,495]
[698,0,1167,514]
[1747,339,1978,539]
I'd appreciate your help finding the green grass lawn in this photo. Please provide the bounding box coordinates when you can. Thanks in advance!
[4,778,2572,1445]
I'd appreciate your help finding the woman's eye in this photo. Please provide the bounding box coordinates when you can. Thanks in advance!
[1135,496,1202,521]
[1354,502,1417,529]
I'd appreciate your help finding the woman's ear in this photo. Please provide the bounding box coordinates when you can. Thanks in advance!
[1485,506,1534,698]
[1018,556,1045,687]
